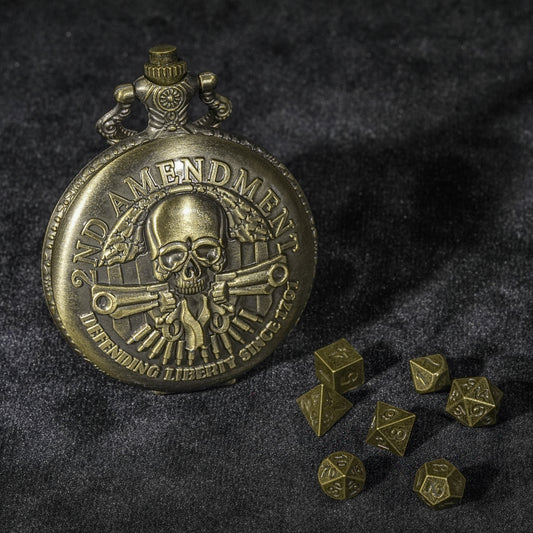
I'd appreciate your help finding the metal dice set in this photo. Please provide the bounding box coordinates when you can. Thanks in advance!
[296,341,503,508]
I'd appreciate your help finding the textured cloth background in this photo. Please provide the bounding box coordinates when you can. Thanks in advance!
[1,1,532,531]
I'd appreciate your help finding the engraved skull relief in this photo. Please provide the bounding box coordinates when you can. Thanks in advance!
[90,181,291,366]
[145,194,227,294]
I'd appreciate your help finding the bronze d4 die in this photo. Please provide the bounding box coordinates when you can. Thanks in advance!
[297,384,352,437]
[446,377,503,427]
[409,354,451,393]
[365,401,416,456]
[314,338,364,394]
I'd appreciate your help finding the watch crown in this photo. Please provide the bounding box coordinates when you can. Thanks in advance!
[144,44,187,86]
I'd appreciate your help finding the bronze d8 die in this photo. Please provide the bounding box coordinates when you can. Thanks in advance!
[365,401,416,456]
[314,338,364,394]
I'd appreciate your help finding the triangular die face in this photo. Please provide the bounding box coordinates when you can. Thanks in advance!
[376,401,414,428]
[457,377,479,396]
[346,458,365,480]
[318,458,343,484]
[447,399,469,426]
[327,451,354,474]
[464,398,493,426]
[466,378,493,404]
[446,381,463,410]
[379,421,414,456]
[320,478,347,500]
[345,478,364,498]
[366,428,392,452]
[318,387,352,435]
[296,385,323,435]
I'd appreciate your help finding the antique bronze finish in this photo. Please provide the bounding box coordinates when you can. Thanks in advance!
[445,377,503,427]
[409,354,451,394]
[42,45,317,392]
[413,459,466,509]
[297,384,352,437]
[317,451,366,500]
[314,338,364,394]
[365,401,416,456]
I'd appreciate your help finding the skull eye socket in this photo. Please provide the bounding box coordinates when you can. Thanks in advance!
[160,246,188,271]
[192,238,222,266]
[194,244,221,265]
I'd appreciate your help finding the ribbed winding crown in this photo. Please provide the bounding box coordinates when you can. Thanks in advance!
[144,45,187,86]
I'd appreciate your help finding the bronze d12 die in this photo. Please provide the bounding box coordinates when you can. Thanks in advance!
[317,451,366,500]
[413,458,466,510]
[314,338,364,394]
[409,354,451,393]
[297,384,352,436]
[365,401,416,456]
[446,377,503,427]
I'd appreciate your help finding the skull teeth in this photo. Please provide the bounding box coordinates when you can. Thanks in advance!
[175,277,206,294]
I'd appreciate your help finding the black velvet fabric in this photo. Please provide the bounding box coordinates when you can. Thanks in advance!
[1,1,532,531]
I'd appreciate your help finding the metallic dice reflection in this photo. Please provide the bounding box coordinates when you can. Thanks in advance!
[314,338,364,394]
[317,452,366,500]
[365,401,416,456]
[446,377,503,427]
[413,459,466,509]
[409,354,451,393]
[297,384,352,436]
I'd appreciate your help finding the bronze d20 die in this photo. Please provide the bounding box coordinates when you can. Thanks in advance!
[317,451,366,500]
[297,384,352,436]
[365,401,416,456]
[446,377,503,427]
[409,354,451,393]
[413,458,466,510]
[314,338,364,394]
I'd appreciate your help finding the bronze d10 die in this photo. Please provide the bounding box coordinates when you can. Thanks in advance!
[413,458,466,510]
[314,338,364,394]
[317,451,366,500]
[297,384,352,436]
[446,377,503,427]
[365,401,416,456]
[409,354,451,393]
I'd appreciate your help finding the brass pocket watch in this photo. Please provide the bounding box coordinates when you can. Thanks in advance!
[42,45,316,392]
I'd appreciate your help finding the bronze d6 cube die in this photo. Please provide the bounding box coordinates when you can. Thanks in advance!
[314,338,364,394]
[409,354,451,393]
